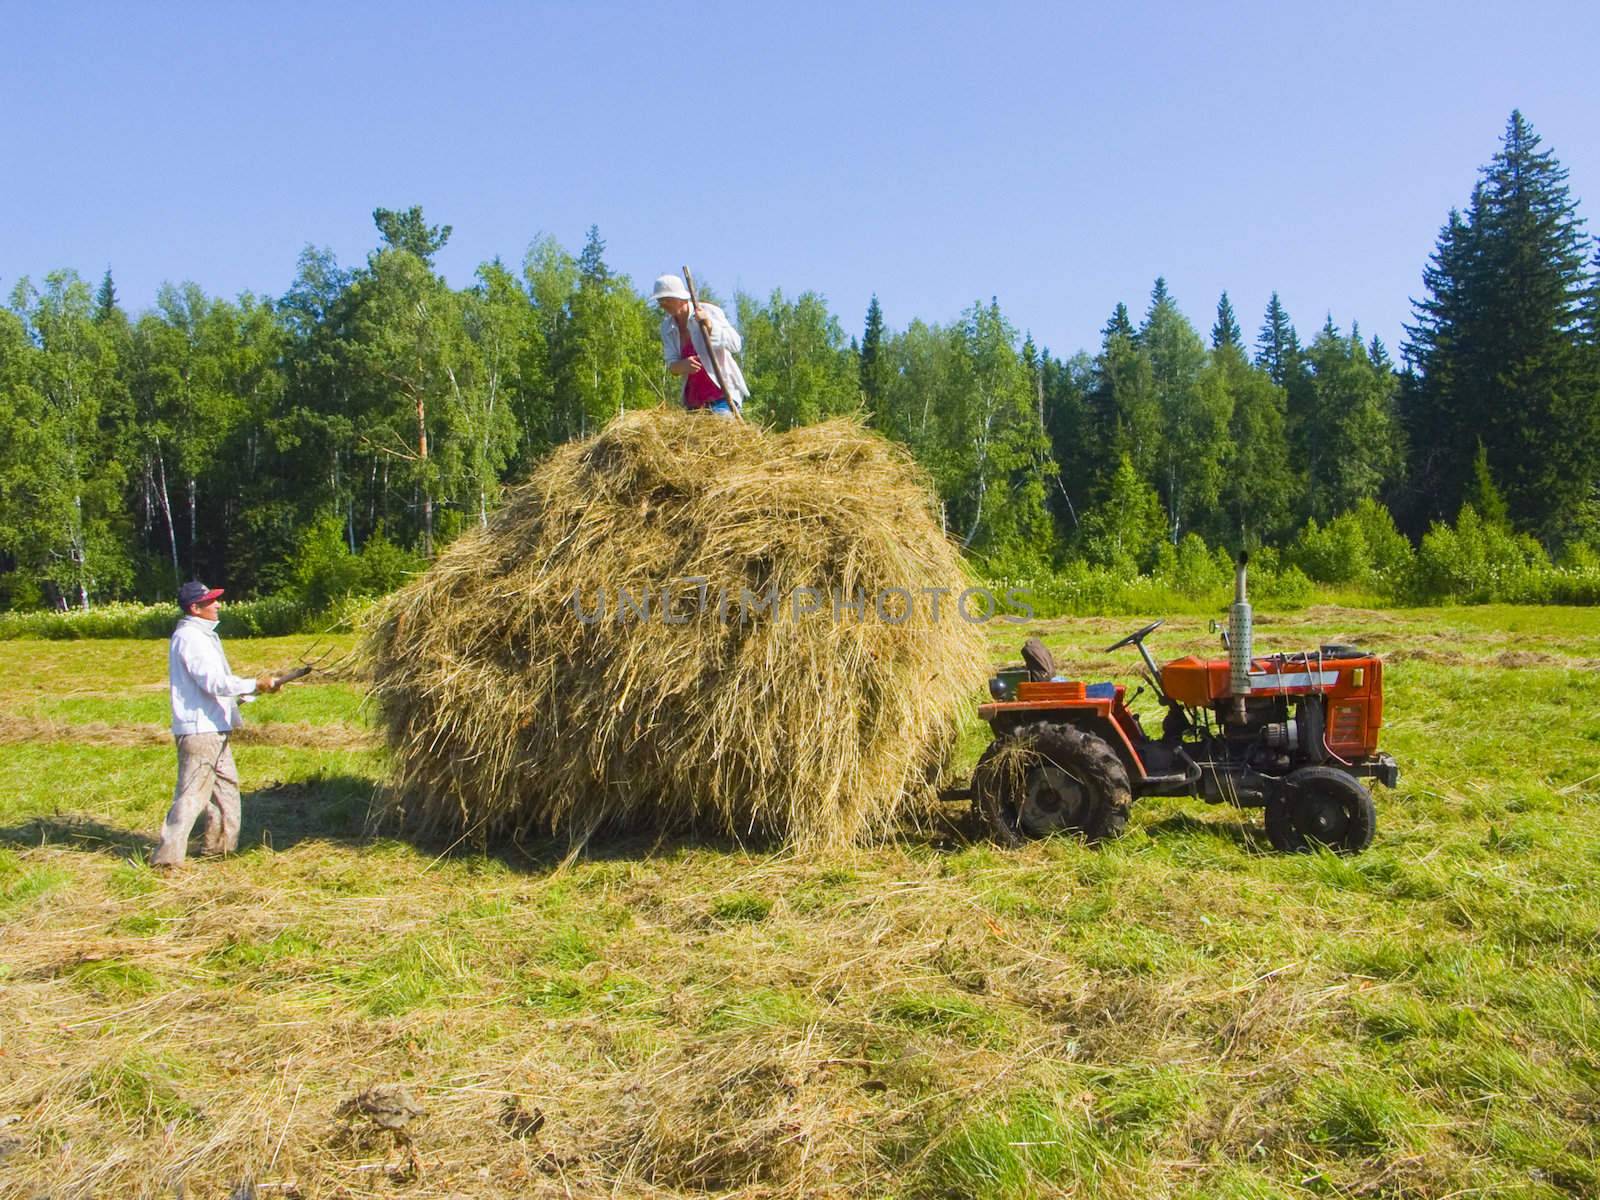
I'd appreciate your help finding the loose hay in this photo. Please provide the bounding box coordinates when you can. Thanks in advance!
[363,410,989,848]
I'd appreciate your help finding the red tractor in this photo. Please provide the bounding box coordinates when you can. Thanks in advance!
[970,554,1398,853]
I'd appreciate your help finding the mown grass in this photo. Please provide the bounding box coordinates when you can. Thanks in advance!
[0,606,1596,1197]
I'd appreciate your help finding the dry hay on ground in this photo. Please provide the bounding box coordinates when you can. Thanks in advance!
[363,410,989,849]
[0,715,373,750]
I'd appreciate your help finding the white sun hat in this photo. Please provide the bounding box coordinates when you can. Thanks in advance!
[649,274,691,302]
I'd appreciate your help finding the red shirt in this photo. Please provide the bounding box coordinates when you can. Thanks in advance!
[676,317,725,410]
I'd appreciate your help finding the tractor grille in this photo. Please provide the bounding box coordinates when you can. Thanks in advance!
[1329,703,1366,749]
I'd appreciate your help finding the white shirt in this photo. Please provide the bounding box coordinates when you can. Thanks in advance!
[169,616,258,736]
[659,301,749,410]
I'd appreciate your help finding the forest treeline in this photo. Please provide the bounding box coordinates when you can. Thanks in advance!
[2,111,1597,613]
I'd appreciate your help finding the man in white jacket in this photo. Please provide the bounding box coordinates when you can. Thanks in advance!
[150,581,279,867]
[652,274,748,418]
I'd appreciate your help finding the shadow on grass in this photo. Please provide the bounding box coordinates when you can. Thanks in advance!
[1139,808,1269,851]
[0,814,155,857]
[240,773,376,853]
[0,774,1030,874]
[428,798,996,875]
[0,773,379,861]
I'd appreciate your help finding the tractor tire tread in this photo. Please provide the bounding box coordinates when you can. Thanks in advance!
[972,737,1025,848]
[1266,765,1376,855]
[977,720,1132,846]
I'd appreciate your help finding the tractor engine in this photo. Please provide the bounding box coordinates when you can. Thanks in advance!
[1158,555,1396,794]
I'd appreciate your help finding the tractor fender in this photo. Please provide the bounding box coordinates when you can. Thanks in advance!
[990,708,1147,784]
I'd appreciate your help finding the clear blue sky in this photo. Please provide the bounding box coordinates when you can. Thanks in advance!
[4,1,1596,359]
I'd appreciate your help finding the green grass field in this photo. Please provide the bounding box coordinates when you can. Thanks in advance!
[1,606,1597,1198]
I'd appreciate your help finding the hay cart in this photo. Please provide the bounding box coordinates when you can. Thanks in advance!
[963,554,1399,853]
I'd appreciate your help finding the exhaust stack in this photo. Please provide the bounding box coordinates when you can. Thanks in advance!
[1228,552,1252,723]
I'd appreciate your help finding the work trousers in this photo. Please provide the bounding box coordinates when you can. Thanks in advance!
[151,732,241,866]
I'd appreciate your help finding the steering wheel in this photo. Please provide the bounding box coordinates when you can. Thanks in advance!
[1104,619,1164,653]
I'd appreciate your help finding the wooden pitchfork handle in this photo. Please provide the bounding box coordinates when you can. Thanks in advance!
[682,265,742,420]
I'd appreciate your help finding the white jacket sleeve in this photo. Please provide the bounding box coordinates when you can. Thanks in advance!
[702,304,741,353]
[660,317,681,366]
[178,634,257,699]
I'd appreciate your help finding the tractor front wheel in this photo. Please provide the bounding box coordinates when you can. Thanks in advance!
[1265,767,1376,854]
[972,722,1131,848]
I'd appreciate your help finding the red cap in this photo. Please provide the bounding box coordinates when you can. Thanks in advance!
[178,581,225,609]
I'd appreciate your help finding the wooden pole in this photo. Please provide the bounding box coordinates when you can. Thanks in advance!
[682,265,742,420]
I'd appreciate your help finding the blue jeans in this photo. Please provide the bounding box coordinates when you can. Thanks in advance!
[698,399,736,419]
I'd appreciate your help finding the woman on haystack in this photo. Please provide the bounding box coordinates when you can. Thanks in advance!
[651,273,748,419]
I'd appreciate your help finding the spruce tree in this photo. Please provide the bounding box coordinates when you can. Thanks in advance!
[1102,302,1135,344]
[1254,293,1299,386]
[859,294,889,408]
[1403,111,1596,540]
[1466,441,1511,529]
[576,225,609,283]
[94,269,119,323]
[1400,209,1473,526]
[1211,291,1242,351]
[1583,244,1600,349]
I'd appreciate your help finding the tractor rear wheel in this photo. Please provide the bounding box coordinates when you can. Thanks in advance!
[1265,766,1376,854]
[972,721,1131,848]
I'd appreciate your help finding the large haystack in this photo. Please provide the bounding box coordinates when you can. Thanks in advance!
[363,410,989,848]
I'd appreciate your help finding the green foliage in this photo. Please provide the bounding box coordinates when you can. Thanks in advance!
[1288,500,1414,588]
[372,204,452,264]
[1301,319,1402,521]
[1,273,134,608]
[1254,291,1300,386]
[1143,278,1231,541]
[1000,543,1314,618]
[341,931,476,1016]
[1216,338,1293,545]
[70,958,162,1000]
[2,126,1597,616]
[737,288,860,429]
[1077,455,1166,573]
[1211,290,1242,350]
[1303,1069,1431,1154]
[858,293,891,408]
[1403,111,1598,541]
[881,990,1007,1046]
[556,227,663,435]
[1466,440,1511,529]
[915,1089,1094,1199]
[1169,533,1228,597]
[1406,504,1600,603]
[284,512,421,611]
[1349,497,1416,579]
[0,596,319,639]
